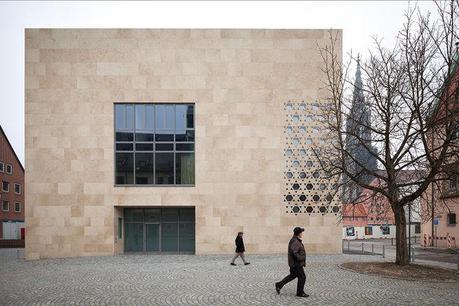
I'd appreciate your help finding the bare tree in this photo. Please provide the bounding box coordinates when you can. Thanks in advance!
[317,1,459,265]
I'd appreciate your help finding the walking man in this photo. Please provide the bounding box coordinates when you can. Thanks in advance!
[230,232,250,266]
[275,227,308,297]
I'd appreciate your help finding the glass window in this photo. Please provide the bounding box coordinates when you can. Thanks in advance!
[115,153,134,185]
[135,133,154,142]
[175,130,194,142]
[162,208,179,222]
[447,213,457,225]
[155,153,174,184]
[2,181,9,192]
[176,153,195,184]
[176,104,194,129]
[145,208,161,223]
[124,208,143,222]
[135,104,146,130]
[135,153,154,184]
[115,104,195,186]
[176,143,194,151]
[179,223,195,252]
[364,226,373,235]
[124,223,143,252]
[0,162,3,172]
[155,105,175,130]
[2,201,9,211]
[6,164,12,174]
[179,208,195,222]
[161,223,179,252]
[14,183,21,194]
[15,202,21,212]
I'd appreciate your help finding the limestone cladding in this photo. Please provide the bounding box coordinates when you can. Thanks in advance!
[25,29,342,259]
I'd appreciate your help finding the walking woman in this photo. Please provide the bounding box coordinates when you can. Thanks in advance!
[230,232,250,266]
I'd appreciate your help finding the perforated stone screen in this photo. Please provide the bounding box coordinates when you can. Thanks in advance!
[283,100,340,216]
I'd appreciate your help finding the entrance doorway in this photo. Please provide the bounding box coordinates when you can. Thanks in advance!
[124,207,195,253]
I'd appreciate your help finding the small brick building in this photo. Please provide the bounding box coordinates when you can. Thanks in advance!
[0,125,25,239]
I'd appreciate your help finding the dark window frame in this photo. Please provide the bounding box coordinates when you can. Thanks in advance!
[14,183,21,195]
[114,103,195,187]
[14,202,21,212]
[2,181,9,192]
[2,201,9,211]
[0,162,3,173]
[447,213,457,226]
[5,164,12,174]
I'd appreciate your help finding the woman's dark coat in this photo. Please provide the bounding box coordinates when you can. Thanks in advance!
[235,235,245,253]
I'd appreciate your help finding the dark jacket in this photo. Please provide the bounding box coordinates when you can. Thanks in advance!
[235,235,245,253]
[287,236,306,267]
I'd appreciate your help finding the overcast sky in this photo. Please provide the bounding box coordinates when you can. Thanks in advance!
[0,1,438,165]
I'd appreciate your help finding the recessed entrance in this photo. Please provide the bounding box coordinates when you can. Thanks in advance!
[124,207,195,254]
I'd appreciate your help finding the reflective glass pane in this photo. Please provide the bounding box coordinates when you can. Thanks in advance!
[179,208,195,222]
[175,130,195,142]
[176,153,195,184]
[155,153,174,184]
[155,105,175,130]
[135,133,154,142]
[136,143,154,151]
[176,104,194,129]
[124,208,144,222]
[146,105,155,130]
[135,153,154,185]
[135,104,146,130]
[116,132,133,141]
[145,208,161,222]
[146,224,160,252]
[124,223,143,252]
[126,105,134,130]
[162,208,179,222]
[156,143,174,151]
[116,143,133,151]
[161,223,178,252]
[155,133,174,142]
[115,105,125,130]
[176,143,194,151]
[179,223,195,252]
[116,153,134,184]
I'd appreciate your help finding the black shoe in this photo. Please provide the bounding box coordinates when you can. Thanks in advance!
[244,262,250,265]
[275,283,281,294]
[230,263,236,266]
[296,293,309,298]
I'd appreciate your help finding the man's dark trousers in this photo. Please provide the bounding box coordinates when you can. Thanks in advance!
[277,265,306,295]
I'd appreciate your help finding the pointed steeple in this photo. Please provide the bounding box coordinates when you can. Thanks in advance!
[343,56,378,202]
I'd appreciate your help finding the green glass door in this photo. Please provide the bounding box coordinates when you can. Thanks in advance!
[146,224,160,252]
[125,223,144,252]
[124,207,195,253]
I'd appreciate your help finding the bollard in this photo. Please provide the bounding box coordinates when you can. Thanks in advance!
[362,242,364,254]
[382,244,385,258]
[371,244,374,255]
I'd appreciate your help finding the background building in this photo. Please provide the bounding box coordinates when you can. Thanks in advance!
[0,125,25,240]
[342,174,421,240]
[25,29,343,259]
[421,54,459,249]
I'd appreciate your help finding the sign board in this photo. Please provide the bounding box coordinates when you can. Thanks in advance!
[433,218,440,226]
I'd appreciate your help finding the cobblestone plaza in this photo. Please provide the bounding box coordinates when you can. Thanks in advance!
[1,249,458,305]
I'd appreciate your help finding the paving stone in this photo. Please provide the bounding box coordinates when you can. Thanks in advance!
[0,249,458,305]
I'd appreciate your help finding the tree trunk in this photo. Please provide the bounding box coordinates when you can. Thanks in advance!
[394,205,409,265]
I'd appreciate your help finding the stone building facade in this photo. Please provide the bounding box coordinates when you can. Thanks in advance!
[25,29,342,259]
